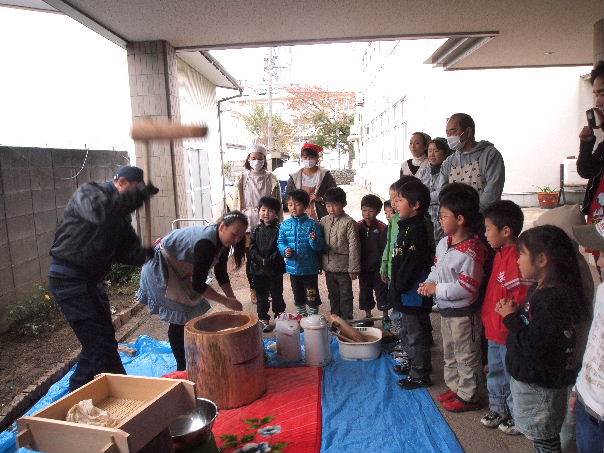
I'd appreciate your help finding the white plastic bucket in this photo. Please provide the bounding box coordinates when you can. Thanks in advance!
[338,327,382,361]
[275,316,301,362]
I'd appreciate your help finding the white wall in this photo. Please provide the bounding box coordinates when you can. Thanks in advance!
[355,40,594,202]
[0,7,133,154]
[177,58,225,220]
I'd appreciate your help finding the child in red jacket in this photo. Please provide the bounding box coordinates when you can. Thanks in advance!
[480,200,530,434]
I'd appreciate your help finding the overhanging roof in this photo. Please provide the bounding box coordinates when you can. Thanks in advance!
[178,51,241,90]
[41,0,603,70]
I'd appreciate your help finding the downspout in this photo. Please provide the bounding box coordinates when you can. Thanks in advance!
[217,90,243,212]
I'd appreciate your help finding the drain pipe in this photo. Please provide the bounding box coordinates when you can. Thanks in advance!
[217,89,243,212]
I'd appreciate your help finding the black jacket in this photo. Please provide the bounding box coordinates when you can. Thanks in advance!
[576,137,604,215]
[387,215,434,313]
[249,220,285,276]
[357,219,388,273]
[504,286,579,388]
[50,182,149,281]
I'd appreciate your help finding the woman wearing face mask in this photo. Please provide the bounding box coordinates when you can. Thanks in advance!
[418,137,453,242]
[137,211,248,371]
[233,144,282,303]
[401,132,431,178]
[285,142,337,220]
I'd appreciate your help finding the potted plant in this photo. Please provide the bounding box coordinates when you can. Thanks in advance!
[536,186,560,209]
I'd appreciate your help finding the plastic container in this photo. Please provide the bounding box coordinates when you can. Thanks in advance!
[300,315,332,366]
[338,327,382,361]
[275,314,302,362]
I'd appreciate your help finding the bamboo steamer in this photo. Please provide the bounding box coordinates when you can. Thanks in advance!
[184,311,266,409]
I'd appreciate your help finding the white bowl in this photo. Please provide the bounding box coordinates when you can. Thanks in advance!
[337,326,382,361]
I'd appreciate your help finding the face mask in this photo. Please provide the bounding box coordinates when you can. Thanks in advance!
[249,159,264,170]
[302,159,317,169]
[446,134,464,151]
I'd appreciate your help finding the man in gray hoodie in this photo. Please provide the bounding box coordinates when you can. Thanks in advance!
[439,113,505,212]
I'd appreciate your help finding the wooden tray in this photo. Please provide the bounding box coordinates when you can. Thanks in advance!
[17,373,196,453]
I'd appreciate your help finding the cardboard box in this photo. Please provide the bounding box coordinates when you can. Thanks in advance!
[17,373,196,453]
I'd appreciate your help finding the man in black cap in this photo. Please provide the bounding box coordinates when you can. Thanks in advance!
[49,165,159,390]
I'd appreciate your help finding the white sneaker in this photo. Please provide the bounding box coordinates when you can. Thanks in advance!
[498,418,520,435]
[480,411,506,428]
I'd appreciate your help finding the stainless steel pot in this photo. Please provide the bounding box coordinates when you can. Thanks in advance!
[169,397,218,450]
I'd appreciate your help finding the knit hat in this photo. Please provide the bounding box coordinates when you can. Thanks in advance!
[114,165,144,183]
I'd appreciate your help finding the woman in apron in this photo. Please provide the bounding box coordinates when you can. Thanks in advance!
[285,142,337,220]
[233,144,282,304]
[137,211,248,371]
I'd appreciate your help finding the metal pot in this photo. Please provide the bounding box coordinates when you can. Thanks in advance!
[169,397,218,451]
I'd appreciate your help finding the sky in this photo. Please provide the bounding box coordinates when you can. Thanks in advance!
[211,42,366,92]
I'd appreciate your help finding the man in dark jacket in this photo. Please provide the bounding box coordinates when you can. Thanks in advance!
[577,61,604,258]
[48,165,158,390]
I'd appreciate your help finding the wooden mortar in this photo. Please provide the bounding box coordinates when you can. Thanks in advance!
[184,312,266,409]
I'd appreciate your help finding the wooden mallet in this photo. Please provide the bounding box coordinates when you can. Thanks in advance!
[130,120,208,246]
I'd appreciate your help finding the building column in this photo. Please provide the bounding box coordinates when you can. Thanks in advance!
[126,40,189,238]
[596,19,604,63]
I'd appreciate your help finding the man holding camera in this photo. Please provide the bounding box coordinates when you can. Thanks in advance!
[577,60,604,263]
[48,165,159,390]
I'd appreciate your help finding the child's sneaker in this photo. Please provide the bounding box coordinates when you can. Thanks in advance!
[397,375,432,390]
[437,389,457,403]
[480,411,506,428]
[498,418,520,435]
[442,397,481,412]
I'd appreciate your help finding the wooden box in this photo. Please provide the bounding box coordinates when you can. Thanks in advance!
[17,373,196,453]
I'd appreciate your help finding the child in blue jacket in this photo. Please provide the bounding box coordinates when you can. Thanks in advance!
[278,189,325,316]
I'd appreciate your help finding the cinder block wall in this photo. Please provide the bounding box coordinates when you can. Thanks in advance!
[0,146,128,332]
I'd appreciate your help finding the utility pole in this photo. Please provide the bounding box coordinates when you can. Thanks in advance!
[266,47,274,171]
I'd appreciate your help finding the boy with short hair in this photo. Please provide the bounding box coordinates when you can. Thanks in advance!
[358,194,388,319]
[249,196,286,332]
[278,189,325,316]
[383,200,395,222]
[320,187,360,320]
[480,200,529,433]
[388,180,434,389]
[419,182,488,412]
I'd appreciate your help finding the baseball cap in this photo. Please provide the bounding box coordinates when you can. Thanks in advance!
[573,219,604,252]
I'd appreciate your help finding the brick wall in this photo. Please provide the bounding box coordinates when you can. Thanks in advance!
[0,146,128,332]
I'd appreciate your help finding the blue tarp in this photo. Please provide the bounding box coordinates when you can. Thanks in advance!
[1,335,464,453]
[0,336,177,453]
[321,340,463,453]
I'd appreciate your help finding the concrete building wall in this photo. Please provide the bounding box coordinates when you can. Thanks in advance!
[0,146,127,332]
[355,40,596,203]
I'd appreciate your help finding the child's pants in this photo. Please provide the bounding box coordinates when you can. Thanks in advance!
[575,398,604,453]
[290,274,321,316]
[359,270,388,311]
[509,377,567,449]
[325,271,354,320]
[441,312,483,403]
[253,274,286,321]
[487,340,512,416]
[402,312,431,379]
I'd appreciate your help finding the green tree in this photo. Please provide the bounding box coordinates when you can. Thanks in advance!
[242,104,295,153]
